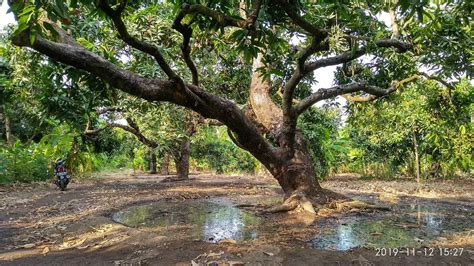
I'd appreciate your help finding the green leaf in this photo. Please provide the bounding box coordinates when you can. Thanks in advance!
[29,29,36,45]
[12,23,30,36]
[70,0,78,9]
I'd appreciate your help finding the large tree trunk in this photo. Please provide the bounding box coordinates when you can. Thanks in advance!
[174,138,190,179]
[266,131,346,212]
[274,133,323,196]
[247,55,345,213]
[149,149,157,174]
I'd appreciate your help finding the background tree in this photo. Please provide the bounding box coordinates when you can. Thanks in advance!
[87,101,200,178]
[343,79,472,180]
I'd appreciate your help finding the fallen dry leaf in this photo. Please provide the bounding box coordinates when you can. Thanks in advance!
[42,246,50,255]
[20,243,36,249]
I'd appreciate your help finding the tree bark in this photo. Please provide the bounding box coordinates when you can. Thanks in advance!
[247,55,345,210]
[174,138,190,179]
[160,154,170,175]
[149,149,157,174]
[4,110,12,145]
[412,126,420,183]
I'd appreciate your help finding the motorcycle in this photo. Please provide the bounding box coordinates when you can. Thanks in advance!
[54,159,70,191]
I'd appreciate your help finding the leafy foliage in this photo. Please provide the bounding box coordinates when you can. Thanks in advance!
[1,0,471,184]
[344,79,473,179]
[192,127,258,174]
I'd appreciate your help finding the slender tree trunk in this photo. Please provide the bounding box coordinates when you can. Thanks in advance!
[175,139,190,179]
[160,154,170,175]
[149,149,157,174]
[412,127,420,183]
[4,112,12,145]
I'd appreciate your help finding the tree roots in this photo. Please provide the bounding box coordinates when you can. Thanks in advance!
[266,190,390,215]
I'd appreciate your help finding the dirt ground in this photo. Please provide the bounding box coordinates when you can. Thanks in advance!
[0,171,473,265]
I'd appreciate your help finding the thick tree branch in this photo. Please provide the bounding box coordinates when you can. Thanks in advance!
[12,32,179,102]
[280,37,322,157]
[296,82,386,114]
[97,0,178,79]
[295,75,419,114]
[283,37,320,114]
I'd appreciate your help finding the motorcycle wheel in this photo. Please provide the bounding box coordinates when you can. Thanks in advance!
[58,179,67,191]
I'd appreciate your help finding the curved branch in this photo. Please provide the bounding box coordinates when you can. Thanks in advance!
[305,39,412,73]
[172,14,199,85]
[275,0,327,39]
[295,75,419,114]
[12,32,178,102]
[172,1,263,86]
[83,119,109,135]
[109,122,158,148]
[97,0,177,79]
[83,116,158,148]
[174,3,253,30]
[283,37,320,114]
[417,72,455,92]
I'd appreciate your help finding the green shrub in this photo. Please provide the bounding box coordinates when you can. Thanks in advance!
[0,141,51,183]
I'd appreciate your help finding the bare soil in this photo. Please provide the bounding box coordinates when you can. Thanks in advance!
[0,171,473,265]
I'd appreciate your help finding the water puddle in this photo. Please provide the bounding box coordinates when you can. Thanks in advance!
[112,199,261,243]
[312,197,474,250]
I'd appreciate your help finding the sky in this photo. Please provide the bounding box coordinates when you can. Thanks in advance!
[0,1,15,29]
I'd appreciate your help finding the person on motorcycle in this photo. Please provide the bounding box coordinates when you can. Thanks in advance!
[54,159,70,191]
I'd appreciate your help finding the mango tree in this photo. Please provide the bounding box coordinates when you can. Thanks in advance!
[86,102,199,178]
[7,0,471,212]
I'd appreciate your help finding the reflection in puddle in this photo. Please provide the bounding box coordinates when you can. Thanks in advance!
[112,200,261,243]
[312,199,474,250]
